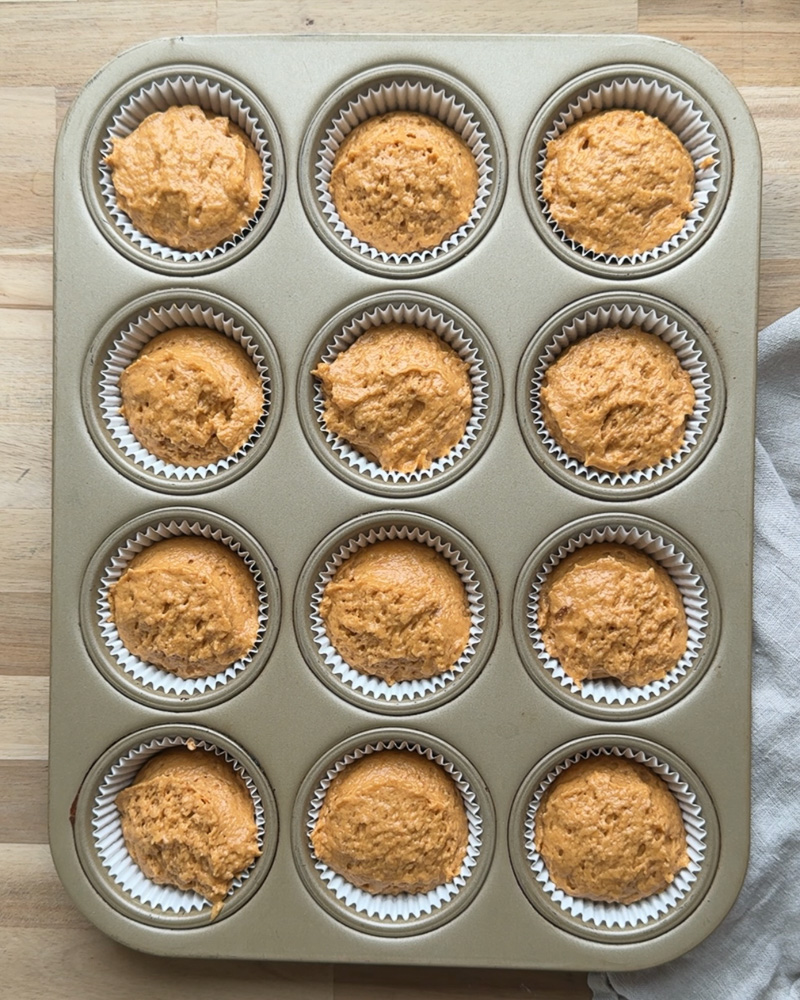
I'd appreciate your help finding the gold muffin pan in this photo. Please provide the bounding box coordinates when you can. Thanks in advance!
[51,34,758,970]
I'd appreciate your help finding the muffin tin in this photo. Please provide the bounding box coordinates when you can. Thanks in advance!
[50,34,759,970]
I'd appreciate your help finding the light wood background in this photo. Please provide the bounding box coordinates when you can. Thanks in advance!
[1,2,797,998]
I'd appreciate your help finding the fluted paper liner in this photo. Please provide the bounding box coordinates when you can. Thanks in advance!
[99,74,272,262]
[527,524,708,706]
[530,303,711,486]
[313,301,489,484]
[525,746,707,929]
[309,524,485,704]
[96,518,268,697]
[99,301,270,481]
[306,739,483,920]
[316,80,494,264]
[535,75,720,265]
[91,734,265,916]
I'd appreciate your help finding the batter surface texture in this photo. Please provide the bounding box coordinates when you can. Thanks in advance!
[108,536,260,678]
[120,327,263,467]
[541,109,695,257]
[106,104,263,252]
[537,542,688,688]
[329,111,479,255]
[310,750,469,895]
[115,745,260,914]
[319,539,471,685]
[540,326,696,473]
[313,323,472,472]
[534,755,690,904]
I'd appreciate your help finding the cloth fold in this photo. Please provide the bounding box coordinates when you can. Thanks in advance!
[589,306,800,1000]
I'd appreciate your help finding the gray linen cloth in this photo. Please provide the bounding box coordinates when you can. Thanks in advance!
[589,306,800,1000]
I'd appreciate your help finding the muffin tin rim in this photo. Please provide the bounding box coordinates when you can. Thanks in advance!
[297,289,504,497]
[290,726,496,937]
[297,60,508,278]
[72,724,280,928]
[507,734,721,943]
[79,506,282,711]
[80,62,287,276]
[81,288,285,495]
[511,512,721,719]
[292,510,500,714]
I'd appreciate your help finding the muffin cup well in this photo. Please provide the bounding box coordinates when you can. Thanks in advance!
[84,291,283,492]
[512,516,719,718]
[292,731,494,936]
[521,65,731,277]
[81,509,280,710]
[294,512,498,714]
[74,727,278,927]
[299,64,506,277]
[84,66,284,273]
[517,292,724,499]
[300,291,501,497]
[508,740,717,942]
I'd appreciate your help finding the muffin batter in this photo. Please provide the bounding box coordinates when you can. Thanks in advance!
[534,755,690,904]
[115,745,260,914]
[105,104,263,251]
[310,750,469,894]
[541,109,695,256]
[329,111,479,255]
[540,326,696,473]
[108,536,260,678]
[119,326,264,467]
[319,539,471,685]
[313,323,472,472]
[538,542,687,688]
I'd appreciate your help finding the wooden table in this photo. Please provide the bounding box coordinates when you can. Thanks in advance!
[1,2,797,997]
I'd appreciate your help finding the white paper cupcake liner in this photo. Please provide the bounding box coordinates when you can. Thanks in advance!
[525,746,707,929]
[536,75,720,265]
[98,301,270,481]
[96,519,268,697]
[309,524,485,704]
[99,74,272,262]
[316,80,493,264]
[314,301,489,484]
[306,739,483,920]
[91,734,266,915]
[531,303,711,486]
[527,524,708,706]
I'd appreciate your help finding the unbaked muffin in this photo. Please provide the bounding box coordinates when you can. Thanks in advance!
[534,755,689,904]
[329,111,479,255]
[119,327,264,467]
[313,323,472,472]
[541,109,695,257]
[540,326,696,473]
[105,104,263,252]
[108,536,260,678]
[310,750,469,894]
[537,542,687,688]
[115,745,260,914]
[318,539,471,685]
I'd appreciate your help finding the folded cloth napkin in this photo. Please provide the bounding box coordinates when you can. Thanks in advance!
[589,305,800,1000]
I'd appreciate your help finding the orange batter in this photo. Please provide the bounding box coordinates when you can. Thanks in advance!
[311,750,469,894]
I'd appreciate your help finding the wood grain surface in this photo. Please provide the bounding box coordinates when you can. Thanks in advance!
[1,2,797,997]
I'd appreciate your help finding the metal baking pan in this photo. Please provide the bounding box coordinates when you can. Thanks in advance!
[50,33,759,970]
